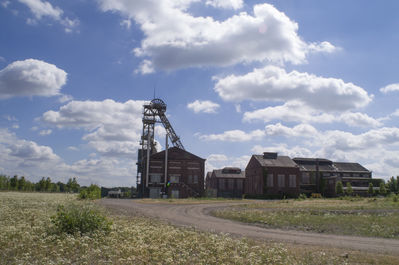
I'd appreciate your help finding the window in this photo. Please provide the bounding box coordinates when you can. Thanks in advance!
[343,173,350,177]
[301,173,310,184]
[267,173,274,187]
[171,189,179,198]
[188,175,199,184]
[170,175,180,183]
[228,179,234,189]
[353,173,359,177]
[150,174,161,183]
[323,172,331,177]
[289,175,296,188]
[278,174,285,188]
[193,175,198,184]
[188,175,192,184]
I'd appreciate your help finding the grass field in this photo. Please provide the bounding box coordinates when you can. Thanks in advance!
[1,192,399,264]
[212,196,399,238]
[139,197,246,204]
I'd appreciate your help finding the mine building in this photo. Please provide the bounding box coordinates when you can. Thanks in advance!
[206,167,245,198]
[244,152,301,198]
[141,147,205,198]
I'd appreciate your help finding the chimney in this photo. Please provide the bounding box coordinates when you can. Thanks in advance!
[263,152,278,159]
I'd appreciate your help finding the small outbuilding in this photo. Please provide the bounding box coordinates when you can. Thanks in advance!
[206,167,245,198]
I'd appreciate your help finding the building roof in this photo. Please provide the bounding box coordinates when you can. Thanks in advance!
[296,163,336,172]
[333,162,370,173]
[293,157,332,165]
[212,168,246,179]
[253,155,298,168]
[150,146,205,161]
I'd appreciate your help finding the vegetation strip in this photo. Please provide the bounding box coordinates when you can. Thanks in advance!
[212,197,399,238]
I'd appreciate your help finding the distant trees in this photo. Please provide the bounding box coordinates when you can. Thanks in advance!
[345,182,353,196]
[335,181,343,196]
[387,176,398,194]
[0,175,81,193]
[368,183,374,196]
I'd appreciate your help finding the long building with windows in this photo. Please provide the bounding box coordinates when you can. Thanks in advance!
[206,167,246,198]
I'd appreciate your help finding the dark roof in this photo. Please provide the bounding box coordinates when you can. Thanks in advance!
[150,146,205,161]
[333,162,370,173]
[297,164,336,172]
[253,155,298,168]
[212,169,246,179]
[293,157,332,165]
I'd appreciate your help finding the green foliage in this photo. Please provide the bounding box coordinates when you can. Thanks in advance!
[387,176,399,194]
[298,193,307,200]
[345,182,353,196]
[368,183,374,196]
[10,175,18,190]
[79,184,101,200]
[66,177,80,193]
[379,183,387,196]
[335,181,343,196]
[51,203,112,235]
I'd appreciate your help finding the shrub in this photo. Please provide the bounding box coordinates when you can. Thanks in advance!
[79,184,101,200]
[51,203,112,235]
[335,181,343,196]
[345,182,353,196]
[394,195,399,203]
[368,183,374,196]
[298,193,307,200]
[379,182,387,196]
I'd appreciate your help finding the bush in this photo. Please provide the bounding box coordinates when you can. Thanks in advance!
[51,203,112,235]
[335,181,343,196]
[379,182,387,196]
[345,182,353,196]
[298,193,307,200]
[79,184,101,200]
[368,183,374,196]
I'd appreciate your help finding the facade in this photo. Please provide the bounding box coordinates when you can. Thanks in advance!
[206,167,246,198]
[245,152,301,198]
[293,158,373,196]
[141,147,205,198]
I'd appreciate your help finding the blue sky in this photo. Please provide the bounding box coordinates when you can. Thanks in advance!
[1,0,399,187]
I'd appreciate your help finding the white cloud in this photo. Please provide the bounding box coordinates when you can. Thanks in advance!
[207,154,228,162]
[39,129,52,136]
[67,146,79,151]
[40,99,144,157]
[16,0,79,32]
[0,56,5,62]
[380,83,399,94]
[98,1,335,72]
[58,94,73,103]
[243,102,381,128]
[214,66,372,112]
[265,122,318,138]
[12,124,19,129]
[0,59,67,99]
[187,100,220,113]
[135,59,154,75]
[205,0,243,10]
[206,154,250,173]
[251,144,313,158]
[199,129,265,142]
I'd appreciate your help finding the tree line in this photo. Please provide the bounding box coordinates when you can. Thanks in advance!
[0,175,80,193]
[335,176,399,196]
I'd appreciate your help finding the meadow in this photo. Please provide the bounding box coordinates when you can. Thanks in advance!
[212,196,399,238]
[1,192,398,264]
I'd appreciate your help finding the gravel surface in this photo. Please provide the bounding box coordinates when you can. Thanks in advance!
[98,199,399,255]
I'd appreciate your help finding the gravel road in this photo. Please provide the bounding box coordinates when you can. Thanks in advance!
[98,199,399,255]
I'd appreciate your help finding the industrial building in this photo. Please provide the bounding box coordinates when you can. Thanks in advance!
[136,99,205,198]
[206,167,245,198]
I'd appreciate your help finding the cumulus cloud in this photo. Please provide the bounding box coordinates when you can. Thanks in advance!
[243,101,382,128]
[40,99,144,157]
[265,123,318,138]
[198,129,265,142]
[205,0,243,10]
[251,144,313,158]
[214,66,372,112]
[206,154,250,173]
[380,83,399,94]
[98,1,335,72]
[17,0,79,32]
[187,100,220,114]
[39,129,52,136]
[0,59,67,99]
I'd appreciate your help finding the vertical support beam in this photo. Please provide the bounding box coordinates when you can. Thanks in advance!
[146,126,150,188]
[164,133,168,189]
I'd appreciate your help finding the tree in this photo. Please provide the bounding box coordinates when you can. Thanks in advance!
[387,176,398,194]
[345,182,353,196]
[38,177,46,191]
[368,182,374,196]
[67,177,80,193]
[0,175,10,190]
[10,175,18,190]
[379,182,387,196]
[17,176,26,191]
[335,181,343,196]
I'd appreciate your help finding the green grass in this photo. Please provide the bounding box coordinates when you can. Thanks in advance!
[1,192,398,264]
[212,197,399,238]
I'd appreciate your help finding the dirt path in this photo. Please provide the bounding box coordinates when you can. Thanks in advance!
[98,199,399,255]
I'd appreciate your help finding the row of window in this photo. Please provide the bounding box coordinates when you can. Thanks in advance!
[218,179,243,190]
[149,174,199,184]
[267,174,297,188]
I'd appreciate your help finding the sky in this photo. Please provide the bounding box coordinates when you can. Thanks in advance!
[1,0,399,187]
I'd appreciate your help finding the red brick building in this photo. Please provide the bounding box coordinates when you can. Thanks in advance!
[206,167,245,198]
[245,152,300,198]
[141,147,205,198]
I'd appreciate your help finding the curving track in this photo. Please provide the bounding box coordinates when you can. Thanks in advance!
[99,199,399,255]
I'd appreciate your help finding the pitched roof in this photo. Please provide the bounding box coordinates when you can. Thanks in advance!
[253,155,298,168]
[150,147,205,161]
[212,169,246,179]
[333,162,370,173]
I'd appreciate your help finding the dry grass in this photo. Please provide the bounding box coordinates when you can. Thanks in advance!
[1,192,398,264]
[138,197,246,204]
[212,197,399,238]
